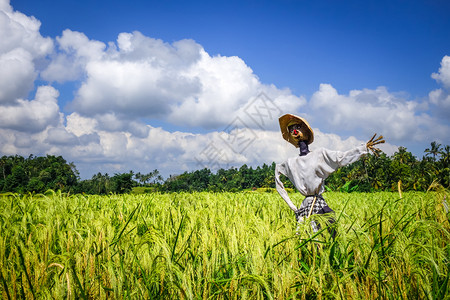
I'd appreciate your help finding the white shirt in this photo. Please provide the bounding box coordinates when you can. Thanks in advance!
[275,144,368,211]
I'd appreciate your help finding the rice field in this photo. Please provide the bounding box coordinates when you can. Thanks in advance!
[0,189,449,299]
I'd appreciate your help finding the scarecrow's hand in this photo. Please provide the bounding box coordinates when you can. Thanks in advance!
[366,133,385,156]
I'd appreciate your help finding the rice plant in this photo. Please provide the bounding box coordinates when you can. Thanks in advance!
[0,190,449,299]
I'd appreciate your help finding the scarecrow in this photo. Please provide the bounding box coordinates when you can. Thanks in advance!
[275,114,385,234]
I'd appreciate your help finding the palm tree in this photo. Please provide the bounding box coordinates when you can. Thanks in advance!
[0,156,7,181]
[440,145,450,166]
[439,145,450,187]
[425,141,442,162]
[393,146,414,164]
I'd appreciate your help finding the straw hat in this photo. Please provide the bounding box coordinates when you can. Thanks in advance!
[279,114,314,147]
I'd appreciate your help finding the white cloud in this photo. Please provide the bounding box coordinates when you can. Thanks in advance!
[13,131,37,148]
[0,86,62,133]
[0,0,9,11]
[0,0,61,143]
[56,31,305,131]
[167,50,261,128]
[0,0,448,180]
[429,88,450,110]
[95,113,149,138]
[98,131,129,158]
[41,29,106,82]
[432,55,450,89]
[0,126,53,157]
[45,127,79,145]
[0,1,53,103]
[66,112,98,136]
[0,1,52,58]
[71,58,195,117]
[0,106,400,180]
[429,56,450,118]
[115,31,202,66]
[0,48,36,103]
[308,83,448,143]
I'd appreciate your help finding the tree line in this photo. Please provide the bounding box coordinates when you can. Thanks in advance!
[326,142,449,192]
[0,142,448,194]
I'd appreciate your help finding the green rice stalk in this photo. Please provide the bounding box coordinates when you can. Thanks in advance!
[17,245,36,299]
[0,270,11,300]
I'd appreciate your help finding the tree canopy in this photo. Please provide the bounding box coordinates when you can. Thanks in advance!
[0,142,448,194]
[0,155,78,193]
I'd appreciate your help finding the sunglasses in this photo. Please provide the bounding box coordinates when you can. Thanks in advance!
[288,124,302,134]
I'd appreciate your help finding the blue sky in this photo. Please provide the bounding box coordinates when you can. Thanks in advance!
[2,0,450,178]
[14,0,450,97]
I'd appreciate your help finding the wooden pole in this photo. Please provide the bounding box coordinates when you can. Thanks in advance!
[307,196,317,218]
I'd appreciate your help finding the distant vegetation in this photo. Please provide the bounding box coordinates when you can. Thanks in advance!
[0,142,449,194]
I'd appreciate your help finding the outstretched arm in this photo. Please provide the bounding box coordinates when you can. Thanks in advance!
[275,163,298,212]
[366,133,385,156]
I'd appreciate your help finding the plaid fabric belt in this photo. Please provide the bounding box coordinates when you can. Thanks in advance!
[295,195,337,236]
[295,194,328,221]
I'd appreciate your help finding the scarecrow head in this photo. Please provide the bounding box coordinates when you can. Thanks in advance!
[279,114,314,148]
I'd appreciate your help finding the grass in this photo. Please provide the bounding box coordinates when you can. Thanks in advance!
[0,190,449,299]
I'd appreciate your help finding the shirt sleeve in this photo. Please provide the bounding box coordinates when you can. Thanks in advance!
[275,162,298,211]
[322,144,368,170]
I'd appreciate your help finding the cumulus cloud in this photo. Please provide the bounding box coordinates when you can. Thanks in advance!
[0,86,62,133]
[0,1,52,103]
[429,88,450,111]
[13,132,37,149]
[116,31,202,66]
[432,55,450,89]
[55,30,305,130]
[72,58,195,117]
[45,127,79,145]
[41,29,106,82]
[429,56,450,118]
[0,0,448,179]
[167,50,261,128]
[0,1,52,58]
[0,48,36,103]
[64,36,203,120]
[0,0,63,149]
[308,83,449,143]
[95,113,150,138]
